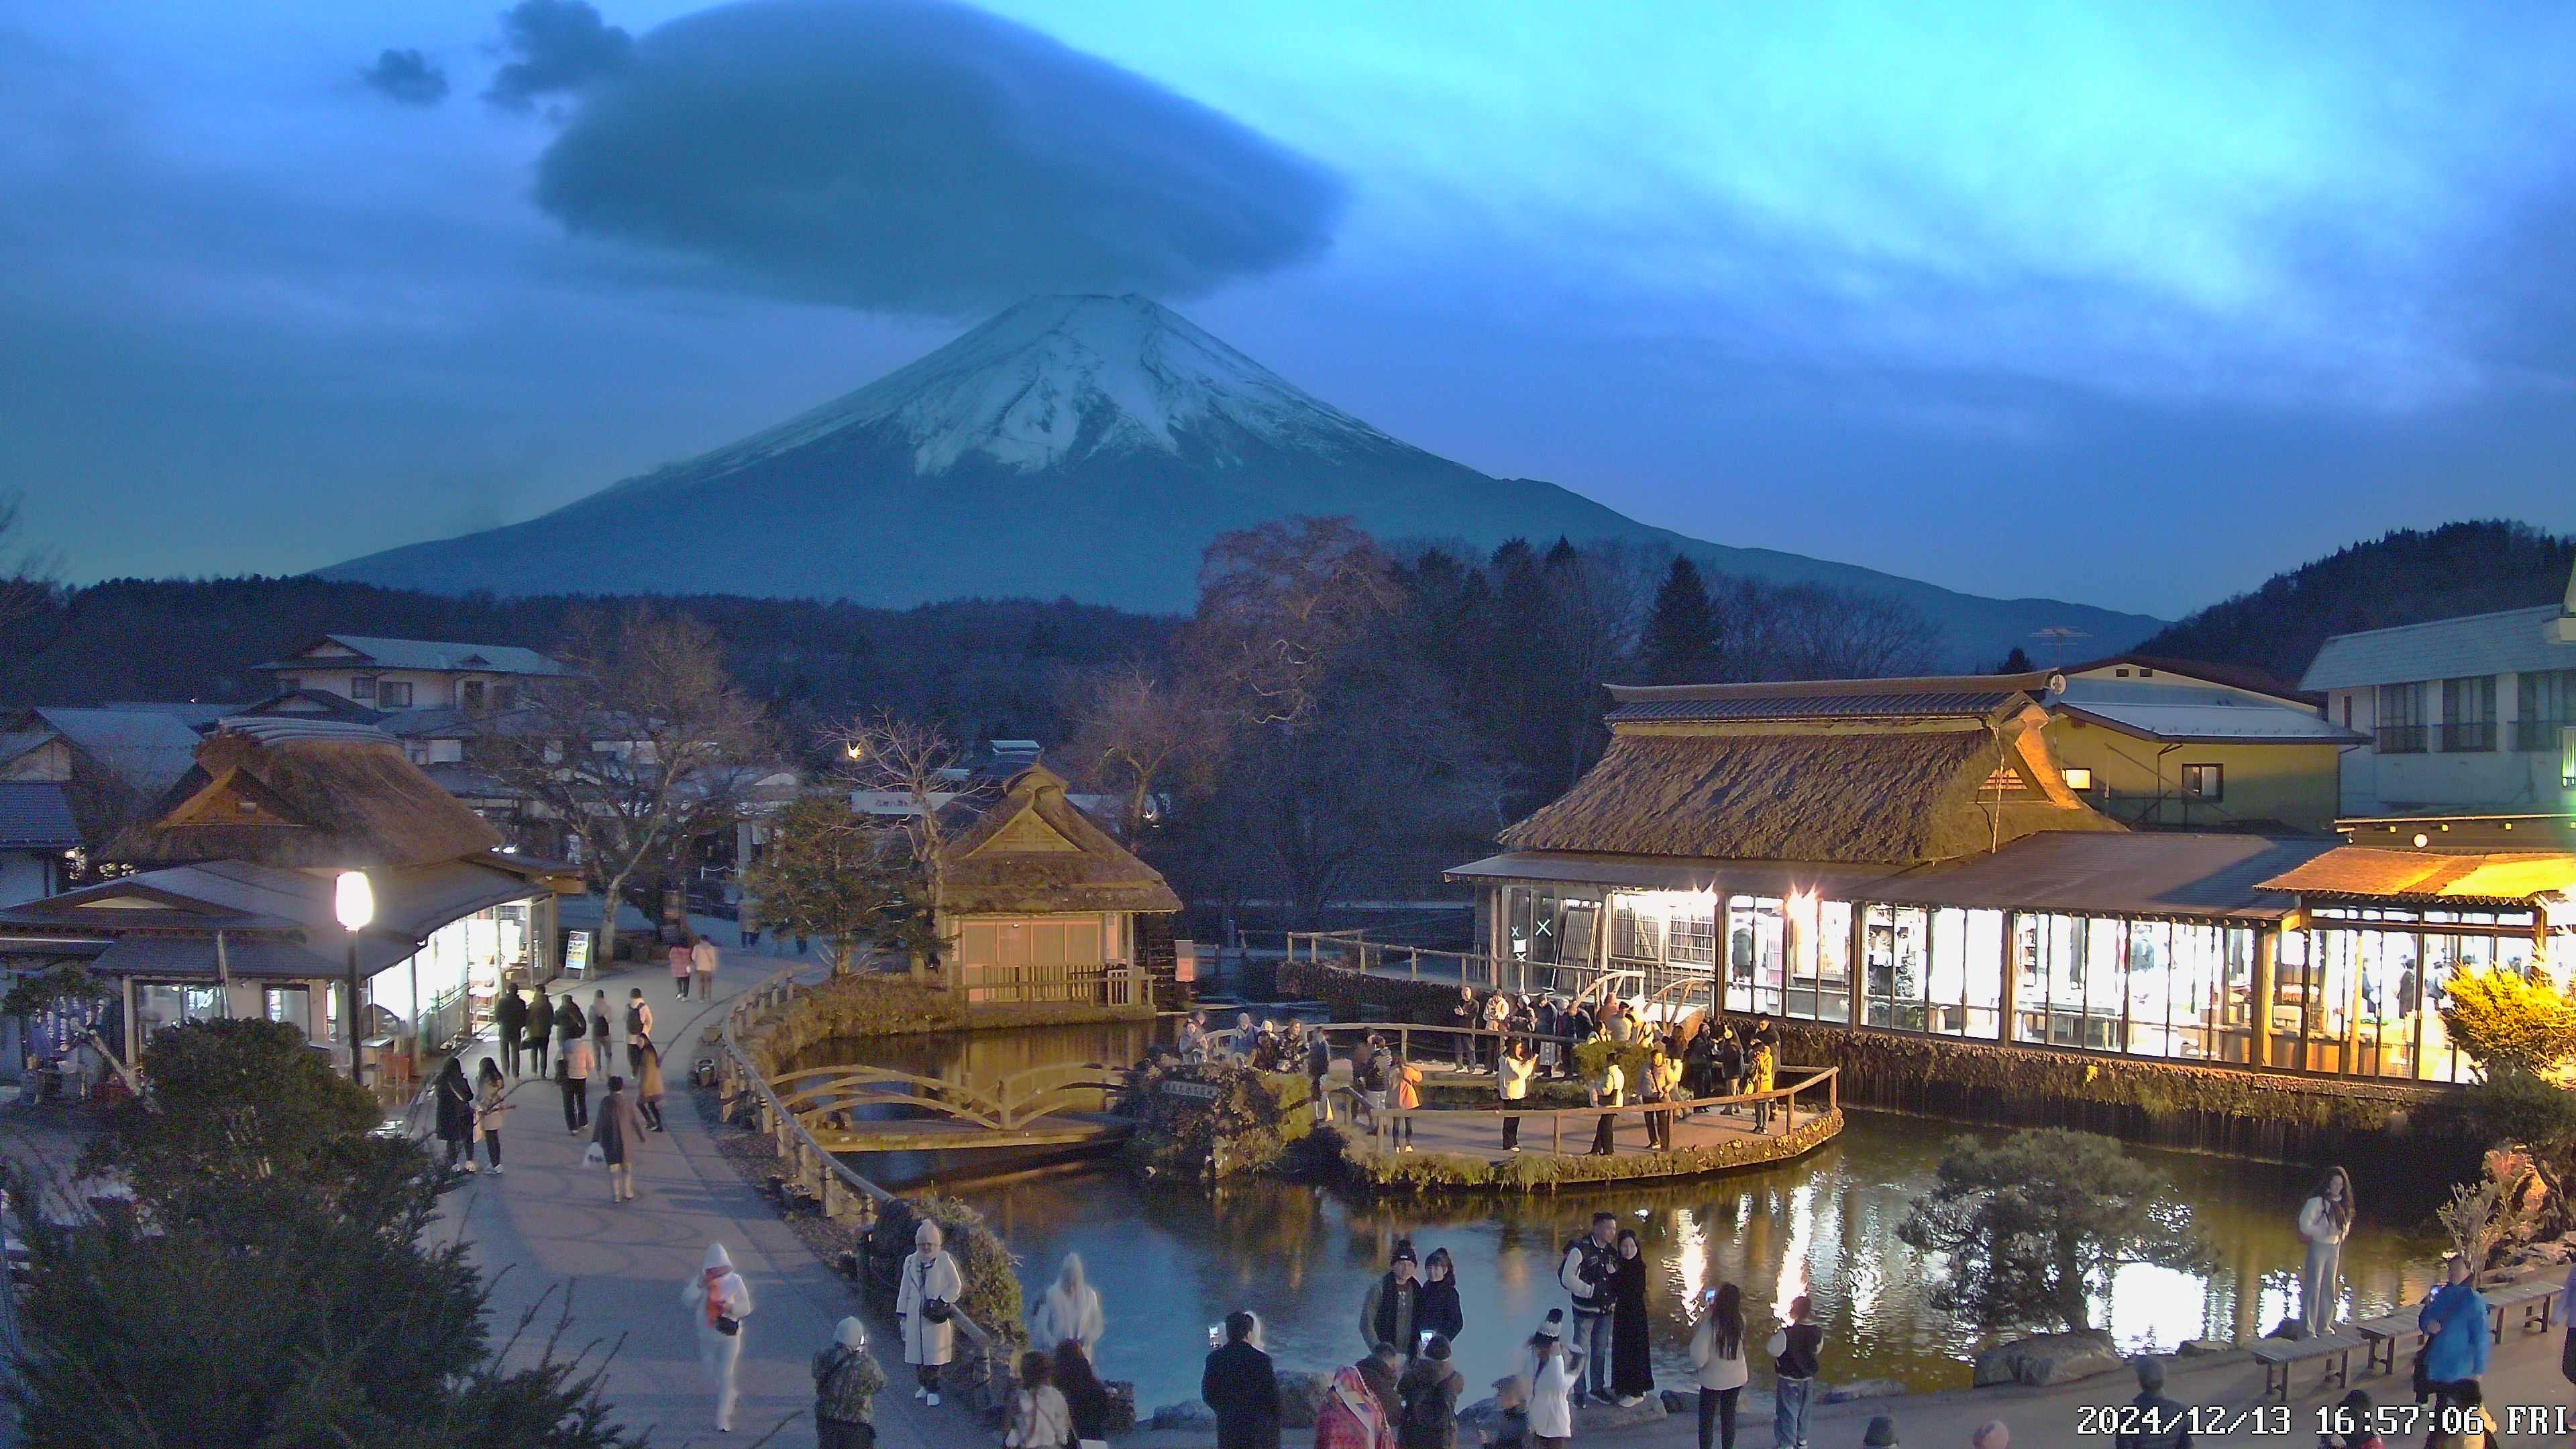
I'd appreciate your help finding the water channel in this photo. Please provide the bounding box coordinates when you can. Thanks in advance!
[806,1020,2449,1411]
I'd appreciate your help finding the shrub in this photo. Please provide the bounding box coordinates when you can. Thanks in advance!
[88,1016,382,1213]
[2443,968,2576,1077]
[1896,1127,2212,1335]
[1120,1061,1307,1179]
[870,1193,1026,1344]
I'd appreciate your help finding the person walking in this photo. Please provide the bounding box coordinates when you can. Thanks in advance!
[1608,1228,1654,1405]
[1558,1214,1617,1403]
[1203,1311,1282,1449]
[559,1031,593,1132]
[475,1056,508,1176]
[1419,1248,1464,1347]
[624,987,654,1075]
[1587,1051,1625,1157]
[527,987,553,1077]
[1499,1038,1535,1151]
[1307,1029,1336,1125]
[692,931,720,1001]
[1055,1338,1114,1449]
[1398,1336,1463,1449]
[594,1073,649,1202]
[671,934,696,1000]
[2297,1165,2355,1336]
[2108,1356,2186,1449]
[555,990,585,1063]
[1033,1252,1106,1359]
[1768,1294,1823,1449]
[1006,1351,1073,1449]
[1320,1355,1398,1449]
[496,985,529,1078]
[1686,1285,1748,1449]
[1519,1319,1585,1449]
[636,1038,667,1131]
[813,1316,886,1449]
[587,989,611,1061]
[684,1241,755,1433]
[2417,1254,2489,1439]
[1359,1243,1424,1359]
[897,1219,965,1406]
[433,1057,477,1171]
[1391,1055,1424,1151]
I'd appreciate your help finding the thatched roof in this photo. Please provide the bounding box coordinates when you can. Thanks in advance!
[938,765,1182,916]
[107,721,502,869]
[1501,714,2119,864]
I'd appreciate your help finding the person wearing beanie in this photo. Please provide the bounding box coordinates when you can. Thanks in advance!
[1969,1423,2010,1449]
[1519,1316,1585,1449]
[1360,1241,1424,1360]
[1860,1415,1897,1446]
[682,1242,755,1432]
[1398,1334,1465,1449]
[813,1315,885,1449]
[2110,1357,2187,1449]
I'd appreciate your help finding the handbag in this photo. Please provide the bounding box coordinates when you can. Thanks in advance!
[917,1257,954,1323]
[715,1314,741,1337]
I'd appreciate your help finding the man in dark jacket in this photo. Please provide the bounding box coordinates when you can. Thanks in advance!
[557,994,587,1051]
[1397,1336,1464,1449]
[1356,1342,1405,1428]
[2110,1356,2190,1449]
[1358,1243,1422,1359]
[1201,1311,1281,1449]
[495,987,529,1078]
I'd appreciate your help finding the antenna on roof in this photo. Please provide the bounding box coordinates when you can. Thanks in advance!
[2029,626,2090,668]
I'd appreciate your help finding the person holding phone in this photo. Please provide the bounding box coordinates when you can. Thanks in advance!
[1521,1320,1585,1449]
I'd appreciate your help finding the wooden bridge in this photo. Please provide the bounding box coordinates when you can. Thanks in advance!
[768,1061,1136,1154]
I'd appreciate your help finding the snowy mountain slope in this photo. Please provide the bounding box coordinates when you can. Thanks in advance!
[325,294,2159,665]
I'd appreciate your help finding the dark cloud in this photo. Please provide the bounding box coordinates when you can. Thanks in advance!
[359,48,449,106]
[486,0,632,113]
[529,0,1346,314]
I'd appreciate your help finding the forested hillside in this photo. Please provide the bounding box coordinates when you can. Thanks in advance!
[2137,521,2573,682]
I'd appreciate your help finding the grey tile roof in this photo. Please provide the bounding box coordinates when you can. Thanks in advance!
[0,782,81,849]
[256,635,568,678]
[2302,605,2575,691]
[21,708,205,800]
[1608,690,2021,723]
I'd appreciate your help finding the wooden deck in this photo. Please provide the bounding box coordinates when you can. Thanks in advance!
[1350,1097,1822,1160]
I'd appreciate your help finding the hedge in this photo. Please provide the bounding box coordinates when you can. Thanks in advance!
[867,1193,1026,1346]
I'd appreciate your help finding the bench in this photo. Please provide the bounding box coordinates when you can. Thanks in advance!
[2484,1277,2561,1341]
[2352,1312,2418,1376]
[2251,1330,2362,1400]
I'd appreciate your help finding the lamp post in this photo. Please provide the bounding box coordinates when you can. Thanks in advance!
[335,870,374,1083]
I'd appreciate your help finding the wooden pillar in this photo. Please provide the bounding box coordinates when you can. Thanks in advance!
[2251,928,2278,1069]
[1998,911,2021,1043]
[1845,907,1867,1031]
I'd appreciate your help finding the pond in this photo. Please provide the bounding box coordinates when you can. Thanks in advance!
[808,1026,2450,1411]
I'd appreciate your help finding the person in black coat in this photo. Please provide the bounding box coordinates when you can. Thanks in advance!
[1418,1248,1464,1346]
[557,995,587,1050]
[432,1057,477,1169]
[527,990,553,1076]
[1202,1311,1281,1449]
[495,987,529,1078]
[1607,1230,1654,1403]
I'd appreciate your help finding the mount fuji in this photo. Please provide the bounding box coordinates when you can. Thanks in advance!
[323,294,2159,663]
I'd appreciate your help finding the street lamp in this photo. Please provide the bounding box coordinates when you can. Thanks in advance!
[335,871,374,1082]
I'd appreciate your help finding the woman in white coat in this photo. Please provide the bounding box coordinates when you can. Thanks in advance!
[896,1218,966,1406]
[1032,1252,1106,1358]
[2296,1165,2355,1335]
[682,1241,755,1432]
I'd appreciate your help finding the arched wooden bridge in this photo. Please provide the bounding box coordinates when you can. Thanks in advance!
[769,1061,1136,1153]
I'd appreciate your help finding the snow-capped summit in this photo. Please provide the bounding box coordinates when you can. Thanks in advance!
[695,294,1396,478]
[325,296,2161,663]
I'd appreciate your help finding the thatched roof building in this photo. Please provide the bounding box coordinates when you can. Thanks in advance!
[107,718,501,869]
[939,765,1182,916]
[1503,680,2116,863]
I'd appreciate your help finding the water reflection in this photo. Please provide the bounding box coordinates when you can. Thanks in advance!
[811,1032,2447,1409]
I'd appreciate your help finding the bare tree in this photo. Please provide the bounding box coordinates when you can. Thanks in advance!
[1192,517,1403,727]
[0,493,60,635]
[827,712,991,975]
[1715,577,1942,681]
[1061,664,1224,840]
[473,608,771,962]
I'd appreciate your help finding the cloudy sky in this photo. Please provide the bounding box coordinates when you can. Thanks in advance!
[5,0,2573,618]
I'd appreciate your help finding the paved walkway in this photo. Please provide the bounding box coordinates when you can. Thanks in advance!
[436,938,961,1449]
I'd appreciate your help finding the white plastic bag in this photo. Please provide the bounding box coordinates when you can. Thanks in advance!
[583,1142,606,1169]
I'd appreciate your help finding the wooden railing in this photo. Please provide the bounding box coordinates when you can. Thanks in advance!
[771,1060,1126,1132]
[957,959,1148,1008]
[1361,1065,1841,1158]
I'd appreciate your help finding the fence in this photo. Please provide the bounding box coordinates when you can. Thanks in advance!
[1356,1064,1841,1158]
[956,959,1147,1008]
[1281,932,1712,1016]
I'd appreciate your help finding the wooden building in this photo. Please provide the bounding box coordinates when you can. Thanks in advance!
[934,765,1182,1010]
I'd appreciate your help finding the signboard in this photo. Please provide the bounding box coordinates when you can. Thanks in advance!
[562,930,592,979]
[1158,1079,1220,1100]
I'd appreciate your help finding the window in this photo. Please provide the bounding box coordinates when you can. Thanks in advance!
[2341,694,2352,729]
[376,679,414,708]
[461,680,486,710]
[2519,669,2576,751]
[349,674,376,700]
[2062,767,2094,790]
[263,986,311,1036]
[2440,676,2496,752]
[2375,683,2426,753]
[2179,763,2222,800]
[492,683,517,710]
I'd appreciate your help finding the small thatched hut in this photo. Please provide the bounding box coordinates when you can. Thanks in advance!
[934,765,1181,1010]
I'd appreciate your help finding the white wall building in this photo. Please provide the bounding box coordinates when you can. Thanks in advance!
[254,634,568,713]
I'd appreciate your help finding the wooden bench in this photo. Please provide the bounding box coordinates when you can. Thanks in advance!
[2352,1312,2419,1376]
[2484,1277,2561,1341]
[2251,1331,2362,1401]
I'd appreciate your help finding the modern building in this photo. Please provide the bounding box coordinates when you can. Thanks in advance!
[0,719,579,1087]
[2045,655,2360,833]
[2302,558,2576,841]
[932,765,1183,1008]
[254,634,568,713]
[1446,674,2574,1086]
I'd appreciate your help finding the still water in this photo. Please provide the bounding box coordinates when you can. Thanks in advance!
[813,1026,2448,1409]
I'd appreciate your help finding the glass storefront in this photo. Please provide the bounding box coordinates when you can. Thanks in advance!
[2275,908,2542,1081]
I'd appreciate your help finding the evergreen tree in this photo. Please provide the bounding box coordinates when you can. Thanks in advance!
[1643,556,1721,684]
[1996,645,2035,674]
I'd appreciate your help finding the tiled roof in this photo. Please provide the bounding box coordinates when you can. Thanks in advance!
[0,782,81,850]
[1609,690,2024,723]
[256,635,568,677]
[13,708,205,800]
[2301,606,2575,691]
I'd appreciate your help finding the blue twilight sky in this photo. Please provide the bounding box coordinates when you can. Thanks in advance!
[4,0,2573,618]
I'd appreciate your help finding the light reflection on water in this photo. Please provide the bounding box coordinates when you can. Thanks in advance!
[810,1028,2446,1408]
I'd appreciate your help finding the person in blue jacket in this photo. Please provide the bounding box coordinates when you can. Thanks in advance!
[2416,1254,2489,1422]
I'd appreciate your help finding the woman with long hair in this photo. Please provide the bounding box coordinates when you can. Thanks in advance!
[1006,1351,1072,1449]
[1686,1284,1748,1449]
[1054,1338,1113,1449]
[1419,1247,1464,1346]
[474,1057,508,1175]
[1607,1229,1654,1405]
[2298,1165,2356,1335]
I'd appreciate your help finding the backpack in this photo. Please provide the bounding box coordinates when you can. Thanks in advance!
[1401,1373,1456,1449]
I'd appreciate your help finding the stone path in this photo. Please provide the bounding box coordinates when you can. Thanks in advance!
[436,939,967,1449]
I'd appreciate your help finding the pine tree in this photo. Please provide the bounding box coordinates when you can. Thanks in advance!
[1643,556,1720,684]
[1996,645,2035,674]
